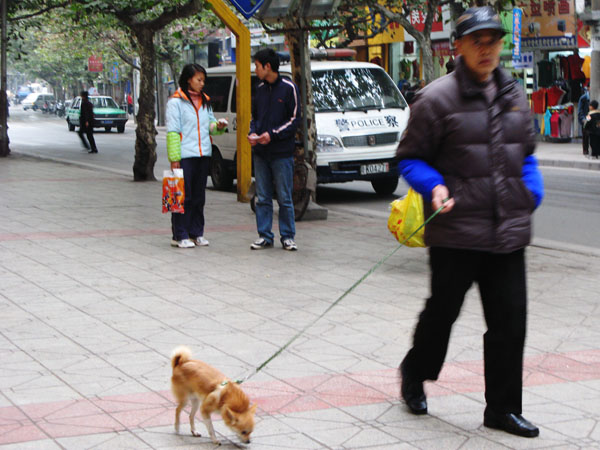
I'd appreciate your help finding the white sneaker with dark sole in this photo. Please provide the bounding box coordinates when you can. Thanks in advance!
[281,238,298,251]
[250,238,273,250]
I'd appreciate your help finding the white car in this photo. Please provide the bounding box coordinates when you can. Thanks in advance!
[204,61,410,195]
[22,93,55,111]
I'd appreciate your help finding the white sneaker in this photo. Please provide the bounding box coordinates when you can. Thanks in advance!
[250,237,273,250]
[171,239,195,248]
[281,238,298,251]
[192,236,209,246]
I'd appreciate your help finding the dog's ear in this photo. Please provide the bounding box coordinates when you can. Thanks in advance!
[223,406,236,424]
[250,404,257,414]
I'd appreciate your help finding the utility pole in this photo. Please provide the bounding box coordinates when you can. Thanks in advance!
[0,0,9,157]
[582,0,600,103]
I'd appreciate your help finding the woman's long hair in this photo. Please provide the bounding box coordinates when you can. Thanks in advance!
[178,63,210,109]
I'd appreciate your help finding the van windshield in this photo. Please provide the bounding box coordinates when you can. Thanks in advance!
[312,68,407,113]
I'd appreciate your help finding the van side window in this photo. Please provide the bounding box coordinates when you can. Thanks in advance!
[231,76,260,113]
[204,76,232,112]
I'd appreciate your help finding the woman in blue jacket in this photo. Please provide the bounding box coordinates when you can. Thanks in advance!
[166,64,226,248]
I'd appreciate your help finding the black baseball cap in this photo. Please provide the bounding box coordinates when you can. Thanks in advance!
[455,6,506,39]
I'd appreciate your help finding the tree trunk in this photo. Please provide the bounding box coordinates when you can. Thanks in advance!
[418,35,435,84]
[132,28,158,181]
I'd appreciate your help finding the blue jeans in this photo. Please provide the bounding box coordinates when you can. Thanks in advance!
[171,157,210,241]
[253,154,295,243]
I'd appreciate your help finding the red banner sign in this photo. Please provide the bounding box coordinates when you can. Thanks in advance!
[88,55,103,72]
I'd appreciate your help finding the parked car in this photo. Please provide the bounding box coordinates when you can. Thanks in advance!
[22,93,55,111]
[66,95,127,133]
[204,61,409,195]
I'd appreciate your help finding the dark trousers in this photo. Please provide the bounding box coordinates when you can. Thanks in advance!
[78,124,97,152]
[171,157,210,241]
[590,134,600,157]
[581,123,589,155]
[403,247,527,414]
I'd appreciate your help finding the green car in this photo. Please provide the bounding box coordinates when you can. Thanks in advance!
[66,95,128,133]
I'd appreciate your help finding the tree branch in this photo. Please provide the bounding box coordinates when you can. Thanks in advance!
[9,2,71,22]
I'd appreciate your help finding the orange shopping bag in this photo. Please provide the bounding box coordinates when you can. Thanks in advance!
[162,169,185,213]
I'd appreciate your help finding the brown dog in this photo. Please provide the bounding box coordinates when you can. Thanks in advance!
[171,346,256,444]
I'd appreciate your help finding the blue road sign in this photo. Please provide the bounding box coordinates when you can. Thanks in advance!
[228,0,264,19]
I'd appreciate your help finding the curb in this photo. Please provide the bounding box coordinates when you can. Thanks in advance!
[537,157,600,171]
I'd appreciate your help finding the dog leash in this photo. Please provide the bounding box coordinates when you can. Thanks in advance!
[234,199,449,384]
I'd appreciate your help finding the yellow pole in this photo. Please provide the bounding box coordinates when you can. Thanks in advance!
[208,0,252,202]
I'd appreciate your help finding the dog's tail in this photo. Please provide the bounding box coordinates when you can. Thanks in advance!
[171,346,192,369]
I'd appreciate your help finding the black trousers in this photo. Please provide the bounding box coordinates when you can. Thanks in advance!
[581,123,589,155]
[78,124,97,152]
[403,247,527,414]
[171,156,210,241]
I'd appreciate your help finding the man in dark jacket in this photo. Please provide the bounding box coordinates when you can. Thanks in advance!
[395,7,544,438]
[248,48,301,251]
[78,91,98,154]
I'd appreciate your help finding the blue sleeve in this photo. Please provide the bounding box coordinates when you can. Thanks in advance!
[398,159,445,202]
[166,99,181,133]
[522,155,544,209]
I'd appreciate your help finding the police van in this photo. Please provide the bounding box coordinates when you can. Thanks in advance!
[204,60,409,195]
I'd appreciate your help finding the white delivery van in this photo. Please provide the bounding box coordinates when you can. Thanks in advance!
[204,61,409,195]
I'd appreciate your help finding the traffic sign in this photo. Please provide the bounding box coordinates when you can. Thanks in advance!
[228,0,264,19]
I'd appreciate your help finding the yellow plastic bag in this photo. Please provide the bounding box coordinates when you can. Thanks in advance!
[387,188,426,247]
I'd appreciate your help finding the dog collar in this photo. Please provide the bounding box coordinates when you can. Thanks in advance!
[220,381,229,387]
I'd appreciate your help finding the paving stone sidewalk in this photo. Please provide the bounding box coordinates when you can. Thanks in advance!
[0,154,599,449]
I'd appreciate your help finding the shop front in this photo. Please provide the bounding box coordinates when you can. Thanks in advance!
[513,0,591,142]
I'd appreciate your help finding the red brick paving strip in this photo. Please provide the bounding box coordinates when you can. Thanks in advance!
[1,349,599,445]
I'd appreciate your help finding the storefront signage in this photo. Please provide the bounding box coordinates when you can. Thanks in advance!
[516,0,576,48]
[511,51,534,69]
[409,7,443,33]
[512,8,523,60]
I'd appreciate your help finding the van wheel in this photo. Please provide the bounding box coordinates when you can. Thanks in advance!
[67,120,75,132]
[371,176,399,196]
[210,148,233,191]
[117,125,125,133]
[105,126,112,132]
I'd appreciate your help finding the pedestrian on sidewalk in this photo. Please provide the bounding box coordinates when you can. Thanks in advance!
[585,100,600,158]
[395,6,544,438]
[78,91,98,154]
[578,87,590,155]
[248,48,301,251]
[166,63,227,248]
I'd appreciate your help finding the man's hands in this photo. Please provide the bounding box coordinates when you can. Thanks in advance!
[432,184,454,213]
[247,132,271,146]
[170,161,180,170]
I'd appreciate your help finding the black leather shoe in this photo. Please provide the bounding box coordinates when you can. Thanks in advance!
[484,409,539,438]
[399,362,427,415]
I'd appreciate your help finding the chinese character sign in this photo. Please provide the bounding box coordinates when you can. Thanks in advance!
[515,0,575,48]
[512,8,523,60]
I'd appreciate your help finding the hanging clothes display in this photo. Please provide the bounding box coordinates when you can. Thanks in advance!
[544,109,552,137]
[547,85,566,107]
[550,111,561,137]
[537,60,553,87]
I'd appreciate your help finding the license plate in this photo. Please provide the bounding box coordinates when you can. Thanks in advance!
[360,162,389,175]
[101,120,113,124]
